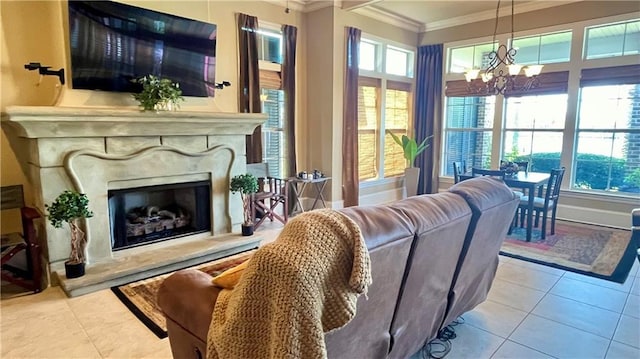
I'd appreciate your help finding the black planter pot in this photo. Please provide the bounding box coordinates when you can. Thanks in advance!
[241,224,254,236]
[65,261,85,279]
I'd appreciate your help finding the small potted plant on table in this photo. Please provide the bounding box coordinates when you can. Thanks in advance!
[230,173,259,236]
[45,190,94,278]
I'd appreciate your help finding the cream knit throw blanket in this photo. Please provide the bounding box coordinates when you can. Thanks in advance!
[206,209,372,359]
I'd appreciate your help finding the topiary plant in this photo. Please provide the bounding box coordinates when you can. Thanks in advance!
[230,174,259,226]
[45,190,94,264]
[132,74,184,111]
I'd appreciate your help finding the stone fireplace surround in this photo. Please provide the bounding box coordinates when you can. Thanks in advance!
[1,106,266,296]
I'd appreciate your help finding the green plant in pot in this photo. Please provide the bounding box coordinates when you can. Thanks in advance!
[230,173,259,236]
[45,190,94,278]
[387,131,433,197]
[132,75,184,111]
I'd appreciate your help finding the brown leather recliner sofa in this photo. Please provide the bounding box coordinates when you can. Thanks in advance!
[158,177,519,359]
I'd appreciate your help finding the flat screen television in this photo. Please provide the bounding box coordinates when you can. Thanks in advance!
[68,0,217,97]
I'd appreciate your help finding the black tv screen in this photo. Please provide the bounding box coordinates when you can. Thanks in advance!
[68,1,217,97]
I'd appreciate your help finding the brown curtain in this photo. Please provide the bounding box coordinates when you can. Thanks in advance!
[237,13,262,163]
[282,24,297,178]
[342,27,361,207]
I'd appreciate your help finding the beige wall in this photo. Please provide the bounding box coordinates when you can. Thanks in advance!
[0,0,305,233]
[420,1,640,45]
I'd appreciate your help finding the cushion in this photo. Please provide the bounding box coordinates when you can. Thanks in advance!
[519,196,554,209]
[211,260,250,289]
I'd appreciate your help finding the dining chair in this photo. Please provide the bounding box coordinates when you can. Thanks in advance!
[514,161,529,173]
[517,167,565,239]
[452,161,467,183]
[471,168,506,179]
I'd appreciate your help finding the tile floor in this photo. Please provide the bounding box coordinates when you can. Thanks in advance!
[1,224,639,358]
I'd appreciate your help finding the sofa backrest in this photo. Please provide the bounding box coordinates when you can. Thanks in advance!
[325,205,415,359]
[386,192,473,359]
[441,177,519,328]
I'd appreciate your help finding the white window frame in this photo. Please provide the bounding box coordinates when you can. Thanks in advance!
[441,12,640,200]
[358,34,415,187]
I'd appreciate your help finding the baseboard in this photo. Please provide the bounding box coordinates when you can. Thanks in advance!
[359,187,403,206]
[557,204,630,230]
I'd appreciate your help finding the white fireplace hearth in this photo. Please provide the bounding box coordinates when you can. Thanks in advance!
[1,106,266,296]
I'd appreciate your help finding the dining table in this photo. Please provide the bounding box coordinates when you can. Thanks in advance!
[459,171,550,242]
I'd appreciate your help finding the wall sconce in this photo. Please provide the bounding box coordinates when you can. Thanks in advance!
[215,81,231,89]
[24,62,65,85]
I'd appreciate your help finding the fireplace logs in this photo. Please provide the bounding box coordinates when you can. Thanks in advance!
[125,205,191,237]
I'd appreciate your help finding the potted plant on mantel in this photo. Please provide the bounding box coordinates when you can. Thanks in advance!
[230,173,259,236]
[132,74,184,111]
[45,190,94,279]
[387,131,433,197]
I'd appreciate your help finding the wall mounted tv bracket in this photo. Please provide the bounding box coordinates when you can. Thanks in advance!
[215,81,231,89]
[24,62,65,85]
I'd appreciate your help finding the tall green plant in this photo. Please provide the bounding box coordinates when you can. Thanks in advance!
[230,174,259,226]
[45,190,94,264]
[387,130,433,167]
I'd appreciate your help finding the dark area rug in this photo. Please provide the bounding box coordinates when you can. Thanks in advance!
[112,249,257,339]
[502,221,635,283]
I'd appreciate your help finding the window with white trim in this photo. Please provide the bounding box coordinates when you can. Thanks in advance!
[357,37,415,182]
[442,15,640,196]
[584,19,640,59]
[257,26,285,178]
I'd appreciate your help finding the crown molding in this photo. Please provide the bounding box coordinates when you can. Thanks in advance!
[353,6,421,33]
[263,0,335,13]
[421,0,584,32]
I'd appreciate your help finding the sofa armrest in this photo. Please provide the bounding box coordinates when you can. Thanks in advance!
[157,269,222,341]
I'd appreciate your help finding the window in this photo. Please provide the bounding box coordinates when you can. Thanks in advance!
[585,20,640,59]
[359,39,379,71]
[357,79,412,180]
[357,36,414,182]
[386,46,413,77]
[256,28,282,63]
[502,94,568,172]
[575,84,640,193]
[442,96,495,176]
[261,89,285,178]
[449,42,496,73]
[443,16,640,198]
[257,25,285,178]
[512,31,572,64]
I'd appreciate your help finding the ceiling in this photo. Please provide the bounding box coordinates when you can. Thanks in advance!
[292,0,584,32]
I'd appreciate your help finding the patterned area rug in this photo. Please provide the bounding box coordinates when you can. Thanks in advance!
[502,221,635,283]
[111,249,256,339]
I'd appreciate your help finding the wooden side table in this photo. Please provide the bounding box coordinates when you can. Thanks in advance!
[289,177,331,214]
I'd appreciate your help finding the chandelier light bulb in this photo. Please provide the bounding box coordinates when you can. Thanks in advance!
[524,65,544,77]
[508,64,522,76]
[481,72,494,83]
[465,68,480,82]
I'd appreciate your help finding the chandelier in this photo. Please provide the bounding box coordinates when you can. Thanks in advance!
[464,0,543,95]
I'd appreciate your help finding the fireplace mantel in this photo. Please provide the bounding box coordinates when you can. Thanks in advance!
[2,106,266,138]
[1,105,266,295]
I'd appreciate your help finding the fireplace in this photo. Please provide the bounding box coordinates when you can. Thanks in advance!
[108,180,211,250]
[1,106,267,291]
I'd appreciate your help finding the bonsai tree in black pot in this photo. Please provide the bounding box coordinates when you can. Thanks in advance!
[45,190,94,278]
[230,173,259,236]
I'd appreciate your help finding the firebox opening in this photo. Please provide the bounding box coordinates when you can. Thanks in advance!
[108,180,211,251]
